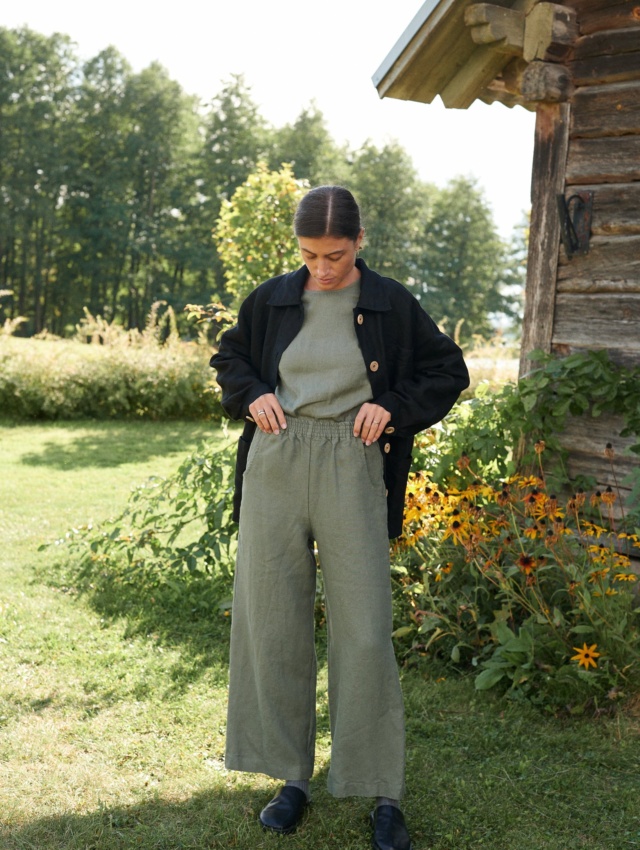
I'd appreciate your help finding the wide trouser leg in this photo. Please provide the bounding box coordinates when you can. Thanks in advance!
[225,428,317,779]
[311,432,405,800]
[225,418,405,799]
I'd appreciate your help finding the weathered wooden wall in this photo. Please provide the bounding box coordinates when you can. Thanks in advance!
[555,1,640,365]
[548,1,640,498]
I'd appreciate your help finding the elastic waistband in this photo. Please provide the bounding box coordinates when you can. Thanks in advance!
[284,415,355,439]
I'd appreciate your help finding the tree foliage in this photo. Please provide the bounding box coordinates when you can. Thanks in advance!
[0,25,525,340]
[215,163,307,306]
[412,177,522,341]
[350,141,432,284]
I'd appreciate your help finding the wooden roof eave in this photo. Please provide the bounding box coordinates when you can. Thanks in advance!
[373,0,540,109]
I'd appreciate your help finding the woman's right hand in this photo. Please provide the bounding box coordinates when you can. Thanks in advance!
[249,394,287,435]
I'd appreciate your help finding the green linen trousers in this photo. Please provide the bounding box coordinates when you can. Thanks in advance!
[225,416,406,800]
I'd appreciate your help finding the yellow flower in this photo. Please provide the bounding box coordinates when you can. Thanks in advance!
[614,573,638,582]
[517,554,537,575]
[442,520,469,546]
[582,522,608,538]
[517,475,544,488]
[571,643,601,670]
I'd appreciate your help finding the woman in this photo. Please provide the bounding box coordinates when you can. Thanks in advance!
[211,186,469,850]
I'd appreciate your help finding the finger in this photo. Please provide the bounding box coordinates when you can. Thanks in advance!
[353,407,367,438]
[363,417,381,445]
[263,407,280,434]
[269,397,287,429]
[364,408,390,445]
[253,404,269,430]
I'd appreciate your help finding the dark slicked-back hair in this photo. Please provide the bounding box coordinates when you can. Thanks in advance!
[293,185,362,241]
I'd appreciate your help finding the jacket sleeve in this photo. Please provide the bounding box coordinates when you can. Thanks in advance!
[374,298,470,436]
[209,292,273,421]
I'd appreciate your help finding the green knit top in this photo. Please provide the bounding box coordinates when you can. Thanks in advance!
[275,281,372,420]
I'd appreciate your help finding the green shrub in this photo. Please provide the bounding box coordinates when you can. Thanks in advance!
[46,437,238,614]
[0,335,222,421]
[393,350,640,713]
[392,463,639,714]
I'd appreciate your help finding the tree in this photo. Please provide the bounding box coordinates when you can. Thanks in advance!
[269,104,347,186]
[215,162,307,306]
[0,27,77,333]
[59,46,134,331]
[348,141,432,284]
[121,62,202,328]
[200,75,271,292]
[201,75,270,204]
[412,176,522,341]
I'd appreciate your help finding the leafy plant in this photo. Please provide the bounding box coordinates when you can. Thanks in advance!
[214,161,307,306]
[394,350,640,713]
[0,307,222,420]
[416,350,640,515]
[46,437,239,613]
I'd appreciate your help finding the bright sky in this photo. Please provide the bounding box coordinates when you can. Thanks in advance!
[3,0,537,237]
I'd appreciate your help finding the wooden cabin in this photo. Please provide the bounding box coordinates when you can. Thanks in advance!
[374,0,640,509]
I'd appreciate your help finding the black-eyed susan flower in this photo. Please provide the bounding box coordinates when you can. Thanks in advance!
[582,522,607,539]
[456,453,471,470]
[517,554,536,575]
[517,475,543,489]
[571,643,601,670]
[443,519,467,546]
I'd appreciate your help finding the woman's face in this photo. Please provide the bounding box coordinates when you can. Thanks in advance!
[298,230,364,291]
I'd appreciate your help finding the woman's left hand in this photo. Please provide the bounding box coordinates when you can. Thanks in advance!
[353,403,391,446]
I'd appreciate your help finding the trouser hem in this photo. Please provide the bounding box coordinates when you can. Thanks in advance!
[225,754,314,781]
[327,775,405,800]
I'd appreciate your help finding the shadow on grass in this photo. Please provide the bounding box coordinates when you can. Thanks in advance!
[64,571,235,692]
[16,420,221,470]
[0,768,385,850]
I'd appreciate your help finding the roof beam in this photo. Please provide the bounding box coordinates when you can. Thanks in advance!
[465,4,525,55]
[523,3,579,63]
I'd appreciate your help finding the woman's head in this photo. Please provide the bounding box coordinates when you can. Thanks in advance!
[294,185,362,242]
[294,186,365,291]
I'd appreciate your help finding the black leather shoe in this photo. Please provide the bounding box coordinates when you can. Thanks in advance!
[370,805,413,850]
[259,786,308,835]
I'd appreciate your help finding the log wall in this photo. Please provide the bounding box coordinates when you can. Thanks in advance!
[554,3,640,365]
[541,1,640,501]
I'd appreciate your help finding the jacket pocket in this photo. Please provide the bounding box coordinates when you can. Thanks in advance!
[232,435,252,521]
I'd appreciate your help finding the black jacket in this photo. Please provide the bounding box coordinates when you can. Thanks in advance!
[210,259,469,538]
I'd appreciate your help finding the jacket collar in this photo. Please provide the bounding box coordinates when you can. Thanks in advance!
[266,258,392,311]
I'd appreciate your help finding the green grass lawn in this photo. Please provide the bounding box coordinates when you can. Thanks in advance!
[0,420,638,850]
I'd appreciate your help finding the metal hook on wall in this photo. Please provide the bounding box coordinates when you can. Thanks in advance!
[557,191,594,259]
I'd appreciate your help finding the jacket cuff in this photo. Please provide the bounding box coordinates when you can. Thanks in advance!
[242,383,276,419]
